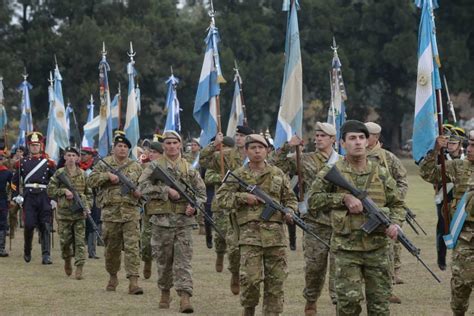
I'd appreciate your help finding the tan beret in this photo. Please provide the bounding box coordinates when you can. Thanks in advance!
[162,130,182,142]
[315,122,337,136]
[245,134,268,147]
[365,122,382,134]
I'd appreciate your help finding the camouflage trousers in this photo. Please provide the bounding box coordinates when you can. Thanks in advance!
[103,220,140,278]
[140,214,152,262]
[214,210,229,254]
[151,223,193,296]
[450,232,474,315]
[58,219,86,266]
[388,222,403,278]
[226,212,240,275]
[303,222,336,303]
[334,246,391,316]
[240,245,288,313]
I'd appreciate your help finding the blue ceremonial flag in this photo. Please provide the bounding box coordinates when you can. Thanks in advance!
[164,72,181,133]
[98,43,113,157]
[124,42,140,159]
[226,65,244,137]
[274,0,303,149]
[52,64,71,150]
[193,14,225,147]
[443,192,468,249]
[82,95,95,148]
[16,75,33,147]
[412,0,441,162]
[0,77,7,131]
[327,38,347,155]
[45,72,59,161]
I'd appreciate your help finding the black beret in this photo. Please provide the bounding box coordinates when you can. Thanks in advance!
[341,120,369,139]
[149,142,163,154]
[236,125,254,136]
[114,133,132,148]
[64,146,79,155]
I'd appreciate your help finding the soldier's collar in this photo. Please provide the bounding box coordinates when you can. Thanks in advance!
[342,158,373,175]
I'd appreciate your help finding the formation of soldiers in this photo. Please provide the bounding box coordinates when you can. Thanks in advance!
[0,121,473,316]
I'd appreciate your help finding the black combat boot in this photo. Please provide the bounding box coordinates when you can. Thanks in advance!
[205,222,213,249]
[24,228,34,262]
[40,224,53,265]
[0,230,8,257]
[288,222,296,251]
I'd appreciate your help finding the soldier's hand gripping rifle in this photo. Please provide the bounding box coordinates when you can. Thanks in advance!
[150,165,225,240]
[323,166,441,283]
[222,170,330,248]
[56,173,104,245]
[97,156,147,204]
[405,207,427,236]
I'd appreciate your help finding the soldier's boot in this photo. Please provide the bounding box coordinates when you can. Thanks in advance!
[288,222,296,251]
[143,260,152,279]
[205,224,213,249]
[23,228,34,263]
[40,224,53,265]
[159,289,172,309]
[242,307,255,316]
[0,230,8,257]
[304,301,317,316]
[75,265,83,280]
[178,291,194,313]
[106,274,119,291]
[128,276,144,295]
[394,268,404,284]
[230,273,240,295]
[198,225,205,235]
[215,253,224,273]
[389,294,402,304]
[64,257,73,276]
[263,312,279,316]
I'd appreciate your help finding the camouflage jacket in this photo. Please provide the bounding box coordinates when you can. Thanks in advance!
[87,156,142,222]
[138,155,206,217]
[199,142,246,182]
[419,150,474,221]
[47,167,92,221]
[367,142,408,200]
[184,152,199,165]
[309,159,404,252]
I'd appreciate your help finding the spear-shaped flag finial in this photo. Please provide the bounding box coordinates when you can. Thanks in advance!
[48,71,54,86]
[331,37,339,56]
[22,67,28,81]
[128,41,136,62]
[90,94,94,104]
[101,42,107,57]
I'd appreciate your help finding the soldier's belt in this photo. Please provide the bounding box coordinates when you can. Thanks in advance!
[25,183,47,189]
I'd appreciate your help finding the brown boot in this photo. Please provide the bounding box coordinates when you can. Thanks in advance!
[106,274,118,291]
[143,260,152,279]
[242,307,255,316]
[198,225,206,235]
[64,257,72,276]
[159,289,172,309]
[389,294,402,304]
[304,300,317,316]
[75,265,83,280]
[394,268,404,284]
[230,273,240,295]
[179,291,194,313]
[128,276,144,295]
[215,253,224,273]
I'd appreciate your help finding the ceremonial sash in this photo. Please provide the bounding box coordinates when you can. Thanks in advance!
[443,192,468,249]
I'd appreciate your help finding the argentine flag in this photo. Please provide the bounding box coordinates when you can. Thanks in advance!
[45,74,59,162]
[443,192,468,249]
[82,96,95,148]
[124,57,140,160]
[98,48,113,158]
[16,77,33,147]
[226,68,244,138]
[164,73,181,132]
[52,64,71,150]
[0,77,7,131]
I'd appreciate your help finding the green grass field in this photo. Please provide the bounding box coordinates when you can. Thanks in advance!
[0,160,464,315]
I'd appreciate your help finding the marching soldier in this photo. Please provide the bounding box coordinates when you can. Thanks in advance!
[271,122,340,315]
[88,132,144,295]
[309,120,404,316]
[47,147,91,279]
[138,130,206,313]
[216,134,298,316]
[419,131,474,316]
[12,132,56,264]
[0,150,12,257]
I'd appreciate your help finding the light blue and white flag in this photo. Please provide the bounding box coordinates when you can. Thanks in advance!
[0,77,7,131]
[193,15,225,147]
[135,82,141,114]
[412,0,441,162]
[82,95,95,148]
[443,192,468,249]
[164,73,181,132]
[16,75,33,147]
[65,102,74,135]
[98,43,113,157]
[226,67,244,138]
[274,0,303,149]
[124,42,140,159]
[52,64,71,150]
[45,72,59,161]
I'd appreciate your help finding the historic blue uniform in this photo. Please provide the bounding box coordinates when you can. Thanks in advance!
[0,165,12,257]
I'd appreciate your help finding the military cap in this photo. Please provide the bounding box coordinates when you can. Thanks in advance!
[26,131,44,144]
[162,130,182,142]
[81,147,96,155]
[222,136,235,147]
[64,146,80,155]
[236,125,254,136]
[113,130,132,148]
[341,120,369,139]
[315,122,337,136]
[191,138,201,146]
[365,122,382,134]
[245,134,268,148]
[150,141,163,154]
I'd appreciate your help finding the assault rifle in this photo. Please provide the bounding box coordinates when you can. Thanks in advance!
[405,207,427,236]
[323,166,441,283]
[56,172,104,245]
[150,165,225,239]
[222,170,330,248]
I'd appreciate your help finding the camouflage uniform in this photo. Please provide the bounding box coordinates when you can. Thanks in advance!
[419,151,474,315]
[47,167,91,267]
[88,156,143,278]
[139,162,152,264]
[309,159,404,315]
[271,142,339,303]
[138,156,206,296]
[216,163,298,313]
[200,143,245,274]
[367,143,408,280]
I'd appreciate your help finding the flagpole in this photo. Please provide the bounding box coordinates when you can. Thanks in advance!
[117,82,122,130]
[233,60,248,127]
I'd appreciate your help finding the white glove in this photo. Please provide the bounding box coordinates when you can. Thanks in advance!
[50,200,58,209]
[13,195,24,206]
